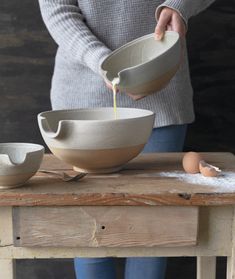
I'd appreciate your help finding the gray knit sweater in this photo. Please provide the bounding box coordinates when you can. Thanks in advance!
[39,0,215,127]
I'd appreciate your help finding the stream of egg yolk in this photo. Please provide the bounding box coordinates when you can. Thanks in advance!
[111,78,119,119]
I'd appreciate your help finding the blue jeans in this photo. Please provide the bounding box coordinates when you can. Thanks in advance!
[74,124,187,279]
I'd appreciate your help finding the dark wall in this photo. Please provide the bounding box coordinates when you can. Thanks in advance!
[186,0,235,152]
[1,0,54,146]
[1,0,235,153]
[0,0,234,278]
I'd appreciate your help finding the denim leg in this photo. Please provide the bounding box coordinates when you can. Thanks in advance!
[125,124,187,279]
[74,125,187,279]
[74,257,116,279]
[125,257,167,279]
[143,124,187,153]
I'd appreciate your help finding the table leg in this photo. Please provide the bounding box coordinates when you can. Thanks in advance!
[197,257,216,279]
[227,257,232,279]
[0,259,14,279]
[227,245,235,279]
[0,207,14,278]
[227,206,235,279]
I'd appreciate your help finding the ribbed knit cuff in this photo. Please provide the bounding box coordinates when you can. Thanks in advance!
[84,45,112,76]
[155,0,188,28]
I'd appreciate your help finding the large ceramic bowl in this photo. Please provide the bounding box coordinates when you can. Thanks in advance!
[38,108,155,173]
[0,143,44,189]
[101,31,181,96]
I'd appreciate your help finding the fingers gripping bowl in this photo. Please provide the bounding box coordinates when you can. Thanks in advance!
[38,108,155,173]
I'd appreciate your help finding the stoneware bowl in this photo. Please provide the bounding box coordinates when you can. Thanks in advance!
[38,108,155,173]
[100,31,181,96]
[0,143,44,189]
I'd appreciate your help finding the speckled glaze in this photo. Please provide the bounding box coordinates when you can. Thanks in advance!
[38,108,155,173]
[101,31,181,96]
[0,143,44,189]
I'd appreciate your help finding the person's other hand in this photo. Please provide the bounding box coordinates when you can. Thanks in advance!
[127,93,147,101]
[155,7,186,40]
[105,81,115,91]
[105,80,145,101]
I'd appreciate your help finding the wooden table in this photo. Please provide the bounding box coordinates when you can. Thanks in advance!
[0,152,235,279]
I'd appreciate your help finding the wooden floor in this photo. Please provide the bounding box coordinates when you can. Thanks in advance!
[16,257,226,279]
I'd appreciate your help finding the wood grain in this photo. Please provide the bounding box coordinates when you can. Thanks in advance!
[13,206,198,247]
[0,153,234,206]
[0,206,233,258]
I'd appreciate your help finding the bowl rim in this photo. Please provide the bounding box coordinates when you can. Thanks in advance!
[0,143,45,153]
[0,143,44,166]
[38,107,155,123]
[101,31,180,73]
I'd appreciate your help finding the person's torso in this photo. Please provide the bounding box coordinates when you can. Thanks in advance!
[78,0,163,50]
[51,0,195,127]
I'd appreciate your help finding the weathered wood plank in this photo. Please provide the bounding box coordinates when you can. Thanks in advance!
[2,192,235,207]
[40,152,235,171]
[0,153,234,207]
[0,206,232,258]
[13,206,198,248]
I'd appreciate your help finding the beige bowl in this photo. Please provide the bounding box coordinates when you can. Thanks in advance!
[101,31,181,96]
[38,108,155,173]
[0,143,44,189]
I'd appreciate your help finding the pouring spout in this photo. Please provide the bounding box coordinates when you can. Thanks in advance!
[38,116,63,139]
[101,69,122,86]
[0,154,26,166]
[111,77,120,87]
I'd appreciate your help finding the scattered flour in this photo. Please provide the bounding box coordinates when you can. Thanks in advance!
[158,171,235,190]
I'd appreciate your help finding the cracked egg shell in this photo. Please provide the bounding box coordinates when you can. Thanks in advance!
[199,160,221,177]
[182,152,203,174]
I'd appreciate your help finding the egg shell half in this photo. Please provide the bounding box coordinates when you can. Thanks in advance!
[199,160,221,177]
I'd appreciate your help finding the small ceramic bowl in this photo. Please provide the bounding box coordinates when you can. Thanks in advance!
[0,143,44,189]
[38,108,155,173]
[101,31,181,96]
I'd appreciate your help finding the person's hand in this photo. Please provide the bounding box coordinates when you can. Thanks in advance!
[155,7,186,40]
[126,93,147,101]
[105,81,144,101]
[105,81,114,91]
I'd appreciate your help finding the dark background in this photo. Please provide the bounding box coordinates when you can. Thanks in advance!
[0,0,234,278]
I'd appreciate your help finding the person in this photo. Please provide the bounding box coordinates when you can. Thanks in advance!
[38,0,215,278]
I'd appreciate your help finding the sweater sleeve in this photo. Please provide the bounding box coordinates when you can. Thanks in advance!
[155,0,216,26]
[38,0,112,75]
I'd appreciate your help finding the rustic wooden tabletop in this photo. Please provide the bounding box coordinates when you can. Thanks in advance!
[0,152,234,206]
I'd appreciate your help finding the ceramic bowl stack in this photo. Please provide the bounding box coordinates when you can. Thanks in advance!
[101,31,181,96]
[38,108,155,173]
[0,143,44,189]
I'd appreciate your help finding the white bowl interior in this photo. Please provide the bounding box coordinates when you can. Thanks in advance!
[102,32,179,81]
[40,108,154,132]
[0,143,44,164]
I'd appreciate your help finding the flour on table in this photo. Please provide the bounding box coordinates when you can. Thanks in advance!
[158,171,235,190]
